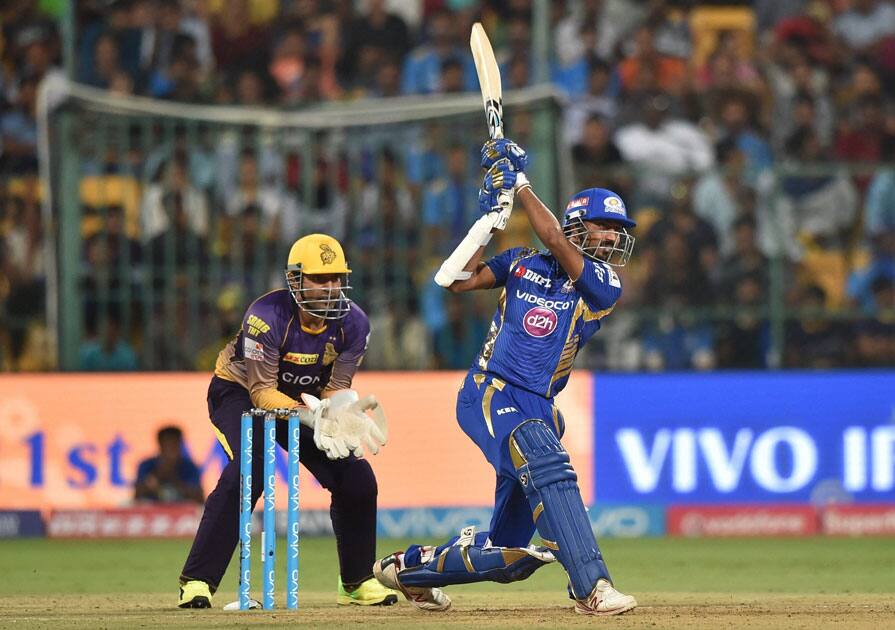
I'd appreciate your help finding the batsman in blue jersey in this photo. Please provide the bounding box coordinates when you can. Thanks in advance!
[374,138,638,616]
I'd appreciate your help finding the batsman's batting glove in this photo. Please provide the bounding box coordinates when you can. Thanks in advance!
[478,161,516,214]
[481,138,529,171]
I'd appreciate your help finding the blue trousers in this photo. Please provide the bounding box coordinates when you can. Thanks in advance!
[404,370,564,567]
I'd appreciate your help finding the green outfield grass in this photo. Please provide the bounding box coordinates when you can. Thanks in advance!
[1,536,893,629]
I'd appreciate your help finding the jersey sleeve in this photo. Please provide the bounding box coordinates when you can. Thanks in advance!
[324,304,371,392]
[240,298,287,403]
[485,247,524,287]
[575,260,623,311]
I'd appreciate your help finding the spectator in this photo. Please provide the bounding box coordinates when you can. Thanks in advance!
[370,55,403,98]
[833,0,895,53]
[142,155,209,241]
[342,0,410,85]
[134,426,204,504]
[864,137,895,238]
[422,145,478,255]
[571,115,627,196]
[649,180,720,283]
[767,51,833,151]
[693,137,750,256]
[853,277,895,366]
[78,308,139,372]
[617,25,688,96]
[554,0,635,67]
[234,68,267,105]
[223,148,297,243]
[564,60,619,143]
[615,92,714,202]
[83,205,143,312]
[365,293,431,370]
[770,127,858,253]
[715,93,774,181]
[848,232,895,311]
[0,74,39,174]
[402,9,475,95]
[715,273,769,368]
[835,95,889,168]
[784,283,845,368]
[506,53,531,90]
[437,56,466,94]
[717,215,768,300]
[210,0,267,72]
[269,28,308,104]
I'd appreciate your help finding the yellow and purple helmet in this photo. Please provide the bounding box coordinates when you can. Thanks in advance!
[285,234,352,319]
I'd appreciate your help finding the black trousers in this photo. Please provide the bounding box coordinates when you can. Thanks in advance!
[180,377,378,591]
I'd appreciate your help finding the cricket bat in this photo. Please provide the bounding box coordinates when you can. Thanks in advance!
[470,21,513,229]
[434,23,512,287]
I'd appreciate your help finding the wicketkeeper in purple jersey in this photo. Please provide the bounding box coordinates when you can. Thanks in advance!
[178,233,397,609]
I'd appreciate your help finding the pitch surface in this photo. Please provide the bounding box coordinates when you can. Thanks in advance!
[1,537,892,628]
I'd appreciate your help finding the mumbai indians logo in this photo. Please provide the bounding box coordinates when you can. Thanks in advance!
[603,196,626,215]
[319,243,336,265]
[486,99,502,134]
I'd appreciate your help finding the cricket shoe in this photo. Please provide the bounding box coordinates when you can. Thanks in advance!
[178,580,212,609]
[337,576,399,606]
[574,579,637,616]
[373,552,452,612]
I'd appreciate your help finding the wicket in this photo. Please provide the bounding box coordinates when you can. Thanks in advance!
[238,408,301,610]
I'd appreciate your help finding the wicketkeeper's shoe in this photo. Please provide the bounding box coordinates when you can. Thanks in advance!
[574,579,637,616]
[373,552,452,612]
[178,580,212,609]
[337,576,399,606]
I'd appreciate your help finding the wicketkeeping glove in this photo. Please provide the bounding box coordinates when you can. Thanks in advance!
[300,391,388,460]
[481,138,528,171]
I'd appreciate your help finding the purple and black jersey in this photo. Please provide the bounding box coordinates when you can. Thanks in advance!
[475,247,622,398]
[214,289,370,403]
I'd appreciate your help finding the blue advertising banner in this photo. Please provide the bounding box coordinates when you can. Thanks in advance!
[0,510,46,538]
[593,371,895,504]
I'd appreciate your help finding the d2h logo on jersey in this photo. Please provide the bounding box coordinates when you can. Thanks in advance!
[522,306,558,338]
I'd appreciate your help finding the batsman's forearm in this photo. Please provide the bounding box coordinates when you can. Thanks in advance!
[516,186,566,250]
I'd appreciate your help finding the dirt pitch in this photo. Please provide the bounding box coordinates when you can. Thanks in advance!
[2,592,892,630]
[1,537,892,629]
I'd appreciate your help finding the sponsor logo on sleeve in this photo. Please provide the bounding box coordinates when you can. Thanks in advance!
[592,263,605,282]
[608,268,621,288]
[243,337,265,361]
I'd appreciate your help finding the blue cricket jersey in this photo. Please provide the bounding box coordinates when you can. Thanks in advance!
[474,247,622,398]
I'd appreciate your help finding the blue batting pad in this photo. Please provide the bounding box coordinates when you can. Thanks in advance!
[510,419,610,599]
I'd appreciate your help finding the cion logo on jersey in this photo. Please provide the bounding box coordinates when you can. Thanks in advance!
[513,265,552,288]
[522,306,558,338]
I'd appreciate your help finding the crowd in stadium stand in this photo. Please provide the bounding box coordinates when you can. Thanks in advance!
[2,0,895,371]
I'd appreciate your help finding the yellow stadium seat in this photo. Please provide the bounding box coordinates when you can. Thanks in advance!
[79,175,141,238]
[690,7,756,68]
[797,248,848,308]
[207,0,278,24]
[6,176,44,201]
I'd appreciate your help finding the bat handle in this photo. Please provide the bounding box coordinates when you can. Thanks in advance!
[493,190,513,231]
